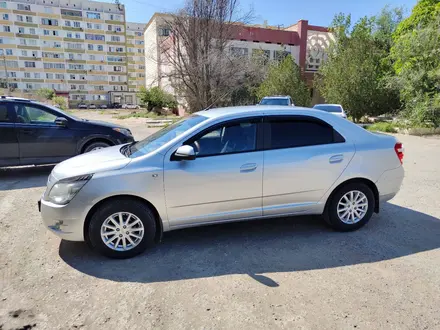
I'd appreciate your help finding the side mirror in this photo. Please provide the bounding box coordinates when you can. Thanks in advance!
[174,145,195,160]
[55,117,68,127]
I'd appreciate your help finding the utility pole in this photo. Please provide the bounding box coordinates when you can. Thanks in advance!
[1,51,11,96]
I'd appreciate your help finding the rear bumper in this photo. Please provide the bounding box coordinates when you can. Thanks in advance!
[376,166,404,202]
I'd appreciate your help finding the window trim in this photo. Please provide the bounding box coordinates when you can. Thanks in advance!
[173,116,264,160]
[263,115,346,151]
[0,102,16,124]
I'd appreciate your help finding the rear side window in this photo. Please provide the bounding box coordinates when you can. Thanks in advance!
[266,117,344,149]
[0,105,9,122]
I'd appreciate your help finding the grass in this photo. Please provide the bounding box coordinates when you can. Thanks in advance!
[366,122,399,133]
[115,111,174,120]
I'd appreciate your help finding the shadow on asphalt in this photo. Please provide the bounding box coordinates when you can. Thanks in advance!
[59,203,440,286]
[0,165,53,191]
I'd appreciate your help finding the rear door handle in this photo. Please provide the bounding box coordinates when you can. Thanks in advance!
[329,154,344,164]
[240,163,257,172]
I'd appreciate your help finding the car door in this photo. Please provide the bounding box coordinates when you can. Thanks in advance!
[13,102,77,165]
[262,115,355,216]
[164,117,264,228]
[0,102,20,166]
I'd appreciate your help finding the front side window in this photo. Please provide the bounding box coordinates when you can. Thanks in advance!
[266,117,343,150]
[189,120,258,157]
[14,104,57,124]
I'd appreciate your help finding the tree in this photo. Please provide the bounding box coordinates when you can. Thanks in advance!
[391,14,440,126]
[316,10,401,122]
[138,86,178,111]
[36,88,55,101]
[162,0,254,112]
[257,55,310,106]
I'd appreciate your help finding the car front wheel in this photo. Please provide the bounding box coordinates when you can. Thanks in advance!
[88,199,156,258]
[83,141,111,153]
[324,182,375,231]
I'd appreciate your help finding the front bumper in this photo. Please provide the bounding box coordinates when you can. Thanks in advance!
[40,198,90,241]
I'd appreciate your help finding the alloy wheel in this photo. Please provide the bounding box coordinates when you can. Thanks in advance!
[337,190,368,224]
[100,212,145,251]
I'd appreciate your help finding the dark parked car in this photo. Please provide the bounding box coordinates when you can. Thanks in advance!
[77,103,88,109]
[0,97,134,167]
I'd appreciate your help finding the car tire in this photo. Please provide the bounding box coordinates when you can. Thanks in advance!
[88,199,156,259]
[324,182,375,231]
[83,141,111,153]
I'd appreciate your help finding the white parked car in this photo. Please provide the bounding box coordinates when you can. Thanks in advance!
[122,104,140,109]
[40,106,404,258]
[313,104,347,118]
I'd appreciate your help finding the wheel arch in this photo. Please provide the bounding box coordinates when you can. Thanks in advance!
[83,195,163,245]
[78,135,116,154]
[324,177,380,214]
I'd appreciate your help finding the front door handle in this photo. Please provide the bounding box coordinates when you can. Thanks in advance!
[240,163,257,172]
[329,154,344,164]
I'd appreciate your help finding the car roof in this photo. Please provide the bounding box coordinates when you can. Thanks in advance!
[196,105,328,119]
[314,104,342,107]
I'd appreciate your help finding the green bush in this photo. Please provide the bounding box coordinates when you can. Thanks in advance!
[52,96,67,110]
[138,86,178,111]
[367,122,399,133]
[36,88,55,101]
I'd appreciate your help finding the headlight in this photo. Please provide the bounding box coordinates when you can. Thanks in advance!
[113,127,132,136]
[47,174,92,205]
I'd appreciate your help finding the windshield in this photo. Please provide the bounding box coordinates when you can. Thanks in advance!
[314,105,343,113]
[260,98,290,106]
[124,114,209,158]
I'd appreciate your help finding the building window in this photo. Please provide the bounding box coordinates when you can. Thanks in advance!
[18,27,25,34]
[41,18,58,26]
[87,44,94,50]
[86,23,92,29]
[2,13,8,20]
[73,21,80,28]
[52,30,58,36]
[135,40,143,45]
[24,72,31,78]
[25,61,36,68]
[79,85,85,90]
[75,33,81,39]
[43,30,49,35]
[61,9,82,17]
[274,50,291,62]
[32,51,38,57]
[70,74,75,79]
[108,25,112,31]
[46,73,53,79]
[44,6,52,13]
[230,47,248,57]
[5,49,12,55]
[44,63,65,69]
[67,32,72,38]
[65,20,71,27]
[68,53,74,60]
[3,26,10,32]
[55,74,64,79]
[5,61,19,68]
[97,45,103,51]
[111,36,120,42]
[54,42,62,48]
[113,66,122,72]
[29,28,36,35]
[26,16,32,23]
[136,32,142,36]
[0,2,6,9]
[158,28,170,37]
[85,34,105,41]
[26,83,33,89]
[71,85,76,90]
[17,15,24,22]
[86,12,100,19]
[89,54,95,60]
[8,72,16,78]
[34,73,40,78]
[17,4,31,11]
[21,50,28,56]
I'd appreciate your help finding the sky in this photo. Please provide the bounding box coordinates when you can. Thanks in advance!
[123,0,418,27]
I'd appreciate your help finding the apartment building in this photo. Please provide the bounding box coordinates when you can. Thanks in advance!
[125,22,145,92]
[0,0,144,106]
[144,13,333,105]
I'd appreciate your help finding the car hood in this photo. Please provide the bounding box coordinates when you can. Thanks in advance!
[81,119,124,129]
[51,145,130,181]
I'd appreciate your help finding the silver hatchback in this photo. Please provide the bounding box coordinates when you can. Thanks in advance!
[40,106,404,258]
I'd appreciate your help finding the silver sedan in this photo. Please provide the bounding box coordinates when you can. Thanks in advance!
[40,106,404,258]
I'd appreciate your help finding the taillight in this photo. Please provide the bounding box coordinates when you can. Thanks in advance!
[394,142,404,164]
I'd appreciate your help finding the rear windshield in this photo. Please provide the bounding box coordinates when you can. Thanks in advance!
[313,105,343,113]
[260,98,290,106]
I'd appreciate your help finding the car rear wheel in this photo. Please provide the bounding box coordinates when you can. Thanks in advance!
[83,141,111,153]
[88,199,156,258]
[324,182,375,231]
